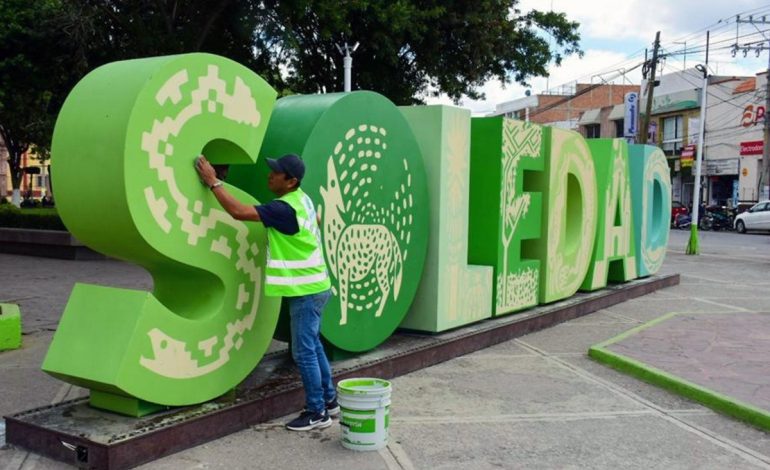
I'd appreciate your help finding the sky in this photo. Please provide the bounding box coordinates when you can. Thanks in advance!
[426,1,770,115]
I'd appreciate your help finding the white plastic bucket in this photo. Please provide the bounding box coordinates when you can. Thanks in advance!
[337,378,391,451]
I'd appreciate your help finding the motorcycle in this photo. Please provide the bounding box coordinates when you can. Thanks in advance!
[674,212,692,229]
[698,205,735,231]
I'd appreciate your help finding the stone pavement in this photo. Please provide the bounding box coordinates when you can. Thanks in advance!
[599,312,770,414]
[2,229,770,469]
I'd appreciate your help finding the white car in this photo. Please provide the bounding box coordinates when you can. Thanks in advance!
[734,200,770,233]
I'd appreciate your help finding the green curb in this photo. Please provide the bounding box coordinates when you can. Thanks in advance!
[0,303,22,350]
[589,312,770,432]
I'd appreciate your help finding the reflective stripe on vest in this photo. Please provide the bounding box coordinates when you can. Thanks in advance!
[265,189,331,297]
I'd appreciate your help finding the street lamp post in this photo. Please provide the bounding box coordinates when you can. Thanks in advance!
[686,61,709,255]
[336,42,360,92]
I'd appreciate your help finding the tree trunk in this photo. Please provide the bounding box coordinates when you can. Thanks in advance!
[0,126,30,208]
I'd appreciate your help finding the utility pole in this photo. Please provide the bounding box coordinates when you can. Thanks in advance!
[734,15,770,200]
[336,42,360,92]
[640,32,661,144]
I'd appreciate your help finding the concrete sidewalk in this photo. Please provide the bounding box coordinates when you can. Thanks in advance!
[2,229,770,469]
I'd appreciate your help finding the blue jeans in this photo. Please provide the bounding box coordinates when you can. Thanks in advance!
[288,289,335,414]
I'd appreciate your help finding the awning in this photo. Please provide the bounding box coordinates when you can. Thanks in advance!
[578,108,601,125]
[608,104,624,121]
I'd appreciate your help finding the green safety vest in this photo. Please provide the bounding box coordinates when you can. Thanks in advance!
[265,188,331,297]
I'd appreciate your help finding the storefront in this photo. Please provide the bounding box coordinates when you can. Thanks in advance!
[705,158,739,207]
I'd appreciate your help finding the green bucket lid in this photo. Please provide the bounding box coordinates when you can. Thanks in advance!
[337,378,391,395]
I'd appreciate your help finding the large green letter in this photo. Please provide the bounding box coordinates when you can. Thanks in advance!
[468,117,543,316]
[581,139,637,291]
[229,92,429,352]
[43,54,281,414]
[529,127,598,303]
[629,145,671,277]
[399,106,493,332]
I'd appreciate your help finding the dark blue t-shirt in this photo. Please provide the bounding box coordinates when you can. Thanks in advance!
[255,200,299,235]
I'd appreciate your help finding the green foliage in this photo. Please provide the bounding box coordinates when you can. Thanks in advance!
[260,0,581,104]
[0,0,581,177]
[0,205,66,231]
[0,0,76,189]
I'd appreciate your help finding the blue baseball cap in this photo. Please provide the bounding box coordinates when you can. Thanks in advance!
[266,154,305,181]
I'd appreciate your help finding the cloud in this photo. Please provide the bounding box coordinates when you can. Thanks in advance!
[426,2,770,115]
[521,0,766,42]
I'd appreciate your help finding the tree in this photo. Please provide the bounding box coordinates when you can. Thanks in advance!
[0,0,75,206]
[0,0,281,206]
[258,0,581,104]
[1,1,581,206]
[61,1,276,73]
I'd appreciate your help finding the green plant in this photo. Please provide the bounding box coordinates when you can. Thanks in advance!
[0,205,66,230]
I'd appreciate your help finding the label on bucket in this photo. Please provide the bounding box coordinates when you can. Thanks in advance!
[341,407,376,433]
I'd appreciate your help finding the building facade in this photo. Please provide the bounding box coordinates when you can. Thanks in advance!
[703,72,765,205]
[491,83,640,132]
[639,68,768,208]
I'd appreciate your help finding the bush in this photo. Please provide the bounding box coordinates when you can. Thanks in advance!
[0,197,7,205]
[0,205,66,231]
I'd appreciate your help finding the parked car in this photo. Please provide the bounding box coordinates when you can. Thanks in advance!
[671,201,689,226]
[734,200,770,233]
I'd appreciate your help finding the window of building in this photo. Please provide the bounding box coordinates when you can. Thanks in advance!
[614,119,624,138]
[584,124,600,139]
[661,115,684,156]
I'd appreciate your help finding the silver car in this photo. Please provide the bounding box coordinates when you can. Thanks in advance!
[734,200,770,233]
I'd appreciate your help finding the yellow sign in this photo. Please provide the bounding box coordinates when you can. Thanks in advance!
[742,167,749,176]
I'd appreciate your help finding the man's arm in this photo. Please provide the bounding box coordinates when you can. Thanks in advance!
[195,155,261,222]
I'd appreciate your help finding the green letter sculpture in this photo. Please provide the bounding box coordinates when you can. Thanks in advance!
[228,92,429,352]
[399,105,494,331]
[529,127,598,303]
[43,54,281,415]
[629,145,671,277]
[468,117,544,316]
[581,139,637,291]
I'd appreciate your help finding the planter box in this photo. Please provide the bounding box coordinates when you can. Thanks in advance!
[0,228,105,260]
[0,303,22,350]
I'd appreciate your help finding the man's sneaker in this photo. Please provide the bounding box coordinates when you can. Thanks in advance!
[285,410,332,431]
[326,397,340,417]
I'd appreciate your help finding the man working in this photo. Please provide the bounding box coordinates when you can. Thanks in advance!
[195,153,338,432]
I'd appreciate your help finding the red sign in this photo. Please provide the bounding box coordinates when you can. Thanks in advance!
[740,140,764,156]
[681,144,696,158]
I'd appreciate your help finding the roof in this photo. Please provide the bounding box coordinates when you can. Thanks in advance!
[578,108,601,125]
[608,104,625,121]
[734,77,756,94]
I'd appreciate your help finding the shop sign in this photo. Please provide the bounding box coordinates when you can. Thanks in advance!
[741,105,765,128]
[681,144,696,157]
[705,158,739,175]
[41,52,673,412]
[624,92,638,138]
[740,140,763,156]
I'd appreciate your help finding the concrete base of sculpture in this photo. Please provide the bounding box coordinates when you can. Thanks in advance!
[5,274,678,470]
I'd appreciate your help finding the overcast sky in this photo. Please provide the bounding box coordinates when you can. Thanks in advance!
[426,1,770,115]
